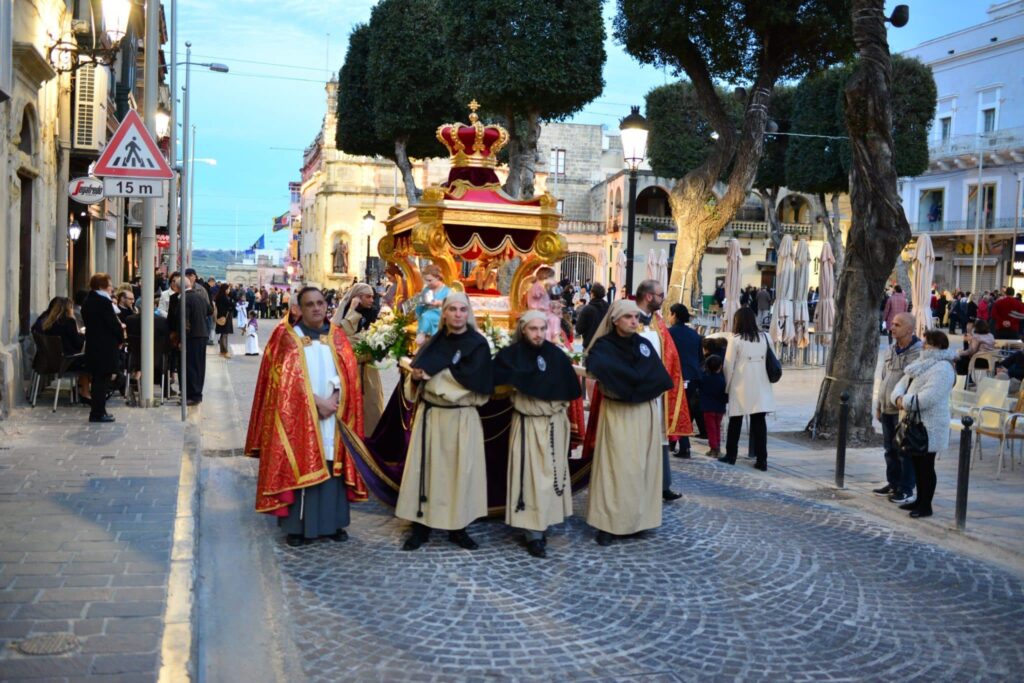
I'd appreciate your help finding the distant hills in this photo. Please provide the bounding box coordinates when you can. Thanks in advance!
[188,250,236,281]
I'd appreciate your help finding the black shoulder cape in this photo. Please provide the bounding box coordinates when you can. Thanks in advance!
[493,339,582,402]
[585,332,672,403]
[410,327,494,395]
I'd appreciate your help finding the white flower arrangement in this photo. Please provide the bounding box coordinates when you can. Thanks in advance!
[353,309,411,369]
[479,317,512,356]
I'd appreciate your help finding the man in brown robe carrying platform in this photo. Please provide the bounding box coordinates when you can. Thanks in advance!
[494,310,582,558]
[396,293,494,551]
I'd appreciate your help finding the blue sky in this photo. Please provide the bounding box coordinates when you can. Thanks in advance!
[177,0,987,252]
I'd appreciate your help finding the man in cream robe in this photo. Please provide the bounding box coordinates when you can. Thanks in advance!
[332,283,385,434]
[396,293,494,551]
[494,311,582,558]
[584,300,674,546]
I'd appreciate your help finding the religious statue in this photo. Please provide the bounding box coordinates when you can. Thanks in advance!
[332,236,349,274]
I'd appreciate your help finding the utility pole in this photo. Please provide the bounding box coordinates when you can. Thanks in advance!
[139,0,160,407]
[168,0,179,279]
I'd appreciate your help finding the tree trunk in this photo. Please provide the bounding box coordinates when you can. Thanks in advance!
[666,83,777,307]
[517,111,542,200]
[807,0,912,441]
[893,258,912,299]
[394,136,420,206]
[502,110,524,199]
[758,187,782,249]
[814,192,845,288]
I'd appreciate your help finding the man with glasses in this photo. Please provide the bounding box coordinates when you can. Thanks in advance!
[635,279,693,501]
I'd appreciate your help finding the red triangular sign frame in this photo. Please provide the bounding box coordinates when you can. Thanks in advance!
[93,110,174,179]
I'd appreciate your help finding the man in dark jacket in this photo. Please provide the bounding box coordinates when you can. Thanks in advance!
[667,303,706,456]
[575,283,609,348]
[82,272,125,422]
[170,274,213,405]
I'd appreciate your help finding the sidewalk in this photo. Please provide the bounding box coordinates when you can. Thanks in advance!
[756,361,1024,567]
[0,393,192,681]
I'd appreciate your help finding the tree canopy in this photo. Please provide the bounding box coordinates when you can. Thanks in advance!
[644,82,741,181]
[449,0,606,197]
[336,24,384,158]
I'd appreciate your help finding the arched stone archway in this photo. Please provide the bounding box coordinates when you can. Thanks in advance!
[15,104,39,336]
[560,252,596,285]
[636,186,672,218]
[778,194,813,224]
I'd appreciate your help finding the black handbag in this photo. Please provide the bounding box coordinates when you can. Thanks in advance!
[763,333,782,384]
[894,396,929,457]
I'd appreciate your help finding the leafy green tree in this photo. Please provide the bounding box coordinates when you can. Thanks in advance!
[809,0,918,440]
[336,1,462,205]
[336,25,385,158]
[614,0,853,306]
[450,0,606,198]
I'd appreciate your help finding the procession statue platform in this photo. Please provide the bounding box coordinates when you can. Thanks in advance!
[345,101,592,514]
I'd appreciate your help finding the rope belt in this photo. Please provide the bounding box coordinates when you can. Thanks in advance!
[416,400,464,518]
[513,410,564,514]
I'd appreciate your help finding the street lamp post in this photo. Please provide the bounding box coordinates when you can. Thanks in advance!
[178,43,228,415]
[362,211,375,283]
[619,106,649,297]
[68,219,82,291]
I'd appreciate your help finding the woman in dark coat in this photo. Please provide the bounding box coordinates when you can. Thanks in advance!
[82,273,125,422]
[214,285,234,357]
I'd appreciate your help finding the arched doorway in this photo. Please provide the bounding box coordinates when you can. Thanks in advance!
[636,186,672,219]
[560,252,596,285]
[17,109,37,336]
[778,194,813,224]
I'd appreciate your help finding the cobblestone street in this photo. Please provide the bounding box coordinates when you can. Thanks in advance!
[205,328,1024,682]
[0,401,187,681]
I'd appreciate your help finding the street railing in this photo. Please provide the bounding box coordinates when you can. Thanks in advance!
[928,126,1024,159]
[912,217,1023,234]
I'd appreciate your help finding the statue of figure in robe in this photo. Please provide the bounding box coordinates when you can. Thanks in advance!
[332,236,349,274]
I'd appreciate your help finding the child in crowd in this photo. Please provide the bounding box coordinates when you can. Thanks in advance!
[414,264,451,347]
[244,310,260,356]
[700,354,728,458]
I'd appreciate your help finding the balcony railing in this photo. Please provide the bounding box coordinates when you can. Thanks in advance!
[912,217,1024,234]
[558,220,607,235]
[928,126,1024,160]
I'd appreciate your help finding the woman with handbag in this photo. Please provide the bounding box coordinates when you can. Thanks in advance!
[720,307,776,471]
[214,285,235,358]
[890,330,957,518]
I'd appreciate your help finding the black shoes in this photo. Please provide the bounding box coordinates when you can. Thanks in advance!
[595,530,613,546]
[673,450,692,459]
[717,455,735,465]
[89,414,115,423]
[873,485,893,495]
[898,502,918,511]
[328,529,348,542]
[285,534,305,547]
[448,529,478,550]
[754,461,767,472]
[526,539,546,558]
[909,509,933,518]
[662,490,682,501]
[401,524,430,551]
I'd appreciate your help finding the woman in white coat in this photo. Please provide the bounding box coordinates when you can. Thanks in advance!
[890,330,956,519]
[720,307,775,470]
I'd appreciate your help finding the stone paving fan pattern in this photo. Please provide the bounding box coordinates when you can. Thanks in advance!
[274,462,1024,682]
[0,410,185,681]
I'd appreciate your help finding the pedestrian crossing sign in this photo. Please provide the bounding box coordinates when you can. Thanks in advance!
[93,110,174,179]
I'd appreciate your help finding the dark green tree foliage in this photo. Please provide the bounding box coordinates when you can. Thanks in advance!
[336,24,385,158]
[614,0,854,306]
[785,67,850,195]
[754,86,795,191]
[645,82,741,180]
[450,0,606,198]
[881,55,937,177]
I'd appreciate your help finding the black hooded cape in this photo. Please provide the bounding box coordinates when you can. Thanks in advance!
[585,332,672,403]
[493,339,582,402]
[410,327,494,395]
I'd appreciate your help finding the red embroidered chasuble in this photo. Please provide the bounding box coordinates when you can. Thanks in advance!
[652,313,693,439]
[245,320,368,515]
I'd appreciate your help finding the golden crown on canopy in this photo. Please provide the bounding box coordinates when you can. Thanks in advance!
[435,100,509,168]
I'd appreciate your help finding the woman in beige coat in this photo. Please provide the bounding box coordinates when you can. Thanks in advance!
[720,307,775,471]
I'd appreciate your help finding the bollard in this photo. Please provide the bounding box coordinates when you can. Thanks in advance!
[835,391,850,489]
[955,415,974,531]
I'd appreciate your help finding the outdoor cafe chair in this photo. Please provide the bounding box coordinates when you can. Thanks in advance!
[30,332,85,412]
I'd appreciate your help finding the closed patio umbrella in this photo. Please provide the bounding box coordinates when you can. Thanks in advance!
[724,238,742,332]
[770,234,796,344]
[911,234,935,339]
[792,239,811,348]
[814,242,836,342]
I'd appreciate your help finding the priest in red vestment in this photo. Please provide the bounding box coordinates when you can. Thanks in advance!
[628,279,692,500]
[245,286,368,547]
